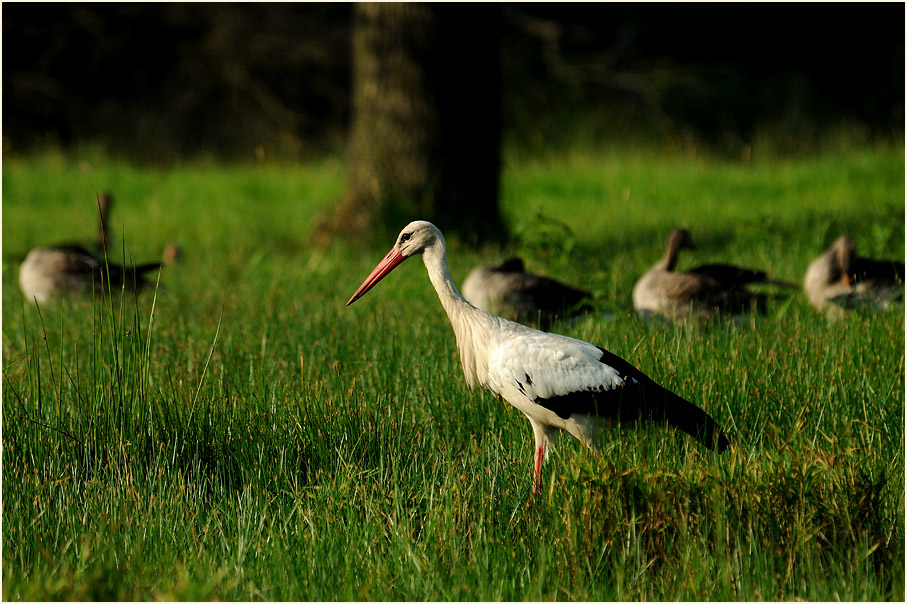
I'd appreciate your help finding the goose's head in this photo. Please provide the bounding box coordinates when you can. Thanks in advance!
[667,228,696,252]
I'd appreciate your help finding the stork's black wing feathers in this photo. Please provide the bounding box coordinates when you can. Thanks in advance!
[534,346,730,452]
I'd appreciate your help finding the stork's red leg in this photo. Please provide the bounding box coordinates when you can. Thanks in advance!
[532,444,545,494]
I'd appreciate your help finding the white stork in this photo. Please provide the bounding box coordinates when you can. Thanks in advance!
[348,221,730,492]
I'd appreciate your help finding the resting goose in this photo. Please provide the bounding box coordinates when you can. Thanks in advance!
[461,257,593,327]
[19,246,163,305]
[18,192,166,305]
[804,235,905,318]
[633,228,797,323]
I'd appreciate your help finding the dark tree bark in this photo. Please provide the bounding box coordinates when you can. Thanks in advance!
[318,2,505,245]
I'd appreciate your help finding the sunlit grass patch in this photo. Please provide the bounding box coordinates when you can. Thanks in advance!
[2,143,903,600]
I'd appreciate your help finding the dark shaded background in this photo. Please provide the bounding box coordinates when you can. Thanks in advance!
[3,3,904,162]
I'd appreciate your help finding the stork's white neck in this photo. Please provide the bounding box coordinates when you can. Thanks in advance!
[422,243,466,310]
[421,240,493,388]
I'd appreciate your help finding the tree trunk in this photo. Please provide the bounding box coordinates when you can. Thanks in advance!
[318,2,504,246]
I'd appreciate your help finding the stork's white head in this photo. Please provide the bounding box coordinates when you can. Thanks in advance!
[394,220,445,258]
[347,220,445,306]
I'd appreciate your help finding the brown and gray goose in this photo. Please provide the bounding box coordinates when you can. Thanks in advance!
[461,257,593,327]
[633,228,797,323]
[19,246,164,305]
[18,193,165,305]
[804,234,905,318]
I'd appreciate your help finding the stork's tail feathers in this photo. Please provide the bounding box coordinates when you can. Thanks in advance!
[636,385,731,452]
[661,393,731,452]
[594,347,732,452]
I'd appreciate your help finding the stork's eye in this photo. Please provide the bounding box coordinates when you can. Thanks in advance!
[400,232,412,243]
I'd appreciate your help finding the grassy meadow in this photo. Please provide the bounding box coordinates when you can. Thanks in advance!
[2,143,905,600]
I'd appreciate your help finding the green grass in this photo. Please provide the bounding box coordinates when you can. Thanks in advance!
[2,143,904,600]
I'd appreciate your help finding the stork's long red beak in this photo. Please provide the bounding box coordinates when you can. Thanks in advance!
[347,247,406,306]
